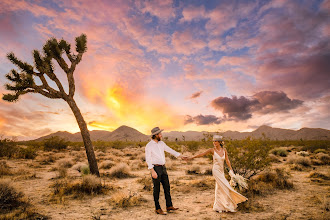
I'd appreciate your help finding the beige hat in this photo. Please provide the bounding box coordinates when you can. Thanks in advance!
[151,127,164,136]
[213,135,223,141]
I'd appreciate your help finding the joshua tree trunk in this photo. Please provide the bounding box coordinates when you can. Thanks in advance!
[2,34,100,176]
[66,97,99,176]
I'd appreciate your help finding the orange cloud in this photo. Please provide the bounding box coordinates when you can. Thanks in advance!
[86,84,184,134]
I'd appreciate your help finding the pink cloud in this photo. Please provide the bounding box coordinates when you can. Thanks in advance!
[181,5,206,22]
[138,0,176,21]
[172,29,207,55]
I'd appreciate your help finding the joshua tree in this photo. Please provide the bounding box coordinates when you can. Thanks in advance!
[2,34,99,176]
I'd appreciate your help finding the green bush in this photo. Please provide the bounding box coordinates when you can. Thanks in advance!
[186,141,199,152]
[0,138,17,158]
[44,136,69,151]
[16,147,37,159]
[0,138,37,159]
[80,165,90,175]
[226,137,273,179]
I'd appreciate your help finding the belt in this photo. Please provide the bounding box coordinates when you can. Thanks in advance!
[153,164,165,167]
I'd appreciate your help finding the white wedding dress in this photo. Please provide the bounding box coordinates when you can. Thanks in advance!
[212,150,248,212]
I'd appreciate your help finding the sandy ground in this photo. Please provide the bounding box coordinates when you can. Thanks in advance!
[2,147,329,220]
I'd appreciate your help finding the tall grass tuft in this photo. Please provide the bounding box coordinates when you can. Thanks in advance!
[109,191,146,208]
[0,161,12,176]
[108,163,132,178]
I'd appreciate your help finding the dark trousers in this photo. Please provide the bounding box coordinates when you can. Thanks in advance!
[152,165,173,210]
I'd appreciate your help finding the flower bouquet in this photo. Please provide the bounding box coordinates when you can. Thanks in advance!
[229,173,248,191]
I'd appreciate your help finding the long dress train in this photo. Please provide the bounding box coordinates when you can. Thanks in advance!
[212,150,247,212]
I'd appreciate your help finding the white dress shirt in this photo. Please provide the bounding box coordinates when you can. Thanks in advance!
[145,139,181,170]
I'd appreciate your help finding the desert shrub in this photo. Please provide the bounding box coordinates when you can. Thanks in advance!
[57,167,68,178]
[256,169,293,190]
[226,138,273,179]
[99,160,115,169]
[80,165,90,175]
[136,176,152,191]
[80,175,103,194]
[51,175,106,201]
[111,141,132,149]
[0,138,17,158]
[72,163,90,174]
[301,140,330,152]
[44,136,69,151]
[309,172,330,181]
[57,159,73,168]
[287,156,311,167]
[166,142,181,153]
[38,154,56,165]
[186,141,199,152]
[138,153,145,162]
[0,179,25,212]
[296,151,309,157]
[270,148,288,157]
[237,199,264,213]
[0,139,37,159]
[16,147,37,159]
[190,177,215,190]
[316,153,330,165]
[109,191,146,208]
[0,161,12,176]
[314,149,326,154]
[268,154,281,163]
[108,163,131,178]
[203,168,213,175]
[186,165,200,175]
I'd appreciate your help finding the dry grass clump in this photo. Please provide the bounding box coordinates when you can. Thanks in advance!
[56,158,74,168]
[137,176,152,191]
[99,160,115,169]
[271,148,288,157]
[202,168,213,175]
[51,175,107,202]
[190,177,215,190]
[287,156,311,170]
[72,163,90,175]
[109,149,125,157]
[269,154,281,163]
[256,169,293,190]
[316,153,330,165]
[0,161,12,176]
[0,179,25,211]
[137,153,145,162]
[314,149,327,154]
[57,167,68,178]
[309,171,330,185]
[237,199,264,213]
[0,179,49,219]
[108,163,132,178]
[109,191,147,208]
[248,169,293,196]
[129,160,145,171]
[186,165,201,175]
[165,158,176,170]
[37,153,57,165]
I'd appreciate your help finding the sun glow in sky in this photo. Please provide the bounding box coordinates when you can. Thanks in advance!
[0,0,329,140]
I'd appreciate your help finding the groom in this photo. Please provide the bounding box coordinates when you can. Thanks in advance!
[145,127,186,215]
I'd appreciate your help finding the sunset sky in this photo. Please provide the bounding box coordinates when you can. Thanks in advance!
[0,0,329,140]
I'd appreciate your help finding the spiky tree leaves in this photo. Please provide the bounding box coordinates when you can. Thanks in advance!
[2,34,100,176]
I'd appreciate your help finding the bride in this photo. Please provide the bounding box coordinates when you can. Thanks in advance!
[186,135,247,212]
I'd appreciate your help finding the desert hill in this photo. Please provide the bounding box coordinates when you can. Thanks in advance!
[32,125,330,142]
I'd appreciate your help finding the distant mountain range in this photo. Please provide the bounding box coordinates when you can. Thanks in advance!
[32,125,330,142]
